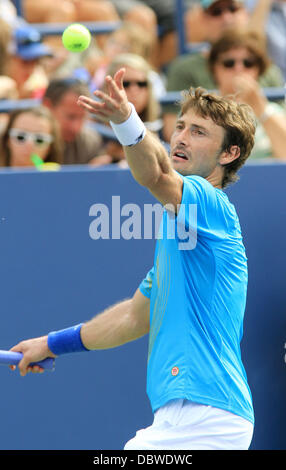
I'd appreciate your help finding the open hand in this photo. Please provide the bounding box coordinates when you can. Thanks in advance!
[77,68,131,124]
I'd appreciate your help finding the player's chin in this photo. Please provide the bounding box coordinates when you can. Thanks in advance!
[171,158,190,174]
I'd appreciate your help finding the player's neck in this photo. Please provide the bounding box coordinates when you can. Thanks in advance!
[206,165,224,190]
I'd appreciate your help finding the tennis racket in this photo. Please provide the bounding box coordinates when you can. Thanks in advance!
[0,350,55,370]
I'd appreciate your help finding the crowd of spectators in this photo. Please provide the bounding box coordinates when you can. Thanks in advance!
[0,0,286,169]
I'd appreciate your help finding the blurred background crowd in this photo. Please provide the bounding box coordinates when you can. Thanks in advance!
[0,0,286,169]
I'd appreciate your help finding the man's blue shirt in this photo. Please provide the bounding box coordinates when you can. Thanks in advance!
[139,175,254,424]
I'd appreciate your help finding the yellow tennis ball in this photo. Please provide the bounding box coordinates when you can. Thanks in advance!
[62,24,91,52]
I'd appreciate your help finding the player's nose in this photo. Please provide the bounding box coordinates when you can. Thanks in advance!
[176,128,189,145]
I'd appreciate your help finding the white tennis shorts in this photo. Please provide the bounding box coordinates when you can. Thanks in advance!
[124,399,254,450]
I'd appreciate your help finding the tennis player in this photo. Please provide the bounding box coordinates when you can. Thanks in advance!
[11,69,256,450]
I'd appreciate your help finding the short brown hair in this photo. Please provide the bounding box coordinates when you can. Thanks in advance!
[208,28,270,78]
[179,87,256,188]
[44,78,91,106]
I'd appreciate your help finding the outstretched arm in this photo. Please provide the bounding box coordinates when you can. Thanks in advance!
[77,69,183,210]
[11,289,150,376]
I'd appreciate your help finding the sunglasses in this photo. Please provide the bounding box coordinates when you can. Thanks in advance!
[207,4,240,16]
[220,58,258,69]
[9,129,53,146]
[123,80,148,88]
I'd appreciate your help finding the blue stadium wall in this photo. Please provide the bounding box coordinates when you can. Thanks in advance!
[0,162,285,450]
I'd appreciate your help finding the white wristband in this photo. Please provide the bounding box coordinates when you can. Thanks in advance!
[110,103,146,146]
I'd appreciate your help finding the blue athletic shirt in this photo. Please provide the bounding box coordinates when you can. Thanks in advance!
[139,174,254,424]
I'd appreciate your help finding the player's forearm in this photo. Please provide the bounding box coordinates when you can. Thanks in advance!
[124,131,171,188]
[81,298,149,350]
[11,291,150,376]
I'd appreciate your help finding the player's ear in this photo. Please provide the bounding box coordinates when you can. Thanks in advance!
[219,145,240,165]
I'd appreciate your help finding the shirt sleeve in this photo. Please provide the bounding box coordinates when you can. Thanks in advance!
[138,267,154,299]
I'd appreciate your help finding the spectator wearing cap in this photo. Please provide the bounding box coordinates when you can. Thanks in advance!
[5,22,53,99]
[162,0,285,142]
[43,78,103,165]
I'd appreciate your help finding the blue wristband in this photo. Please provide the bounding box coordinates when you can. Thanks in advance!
[47,323,88,355]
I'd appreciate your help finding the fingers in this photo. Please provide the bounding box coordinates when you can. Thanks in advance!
[13,362,44,376]
[78,74,124,112]
[77,93,119,121]
[94,89,121,111]
[18,353,35,376]
[79,92,115,109]
[113,68,125,91]
[114,68,125,87]
[29,365,44,374]
[105,75,124,101]
[17,359,44,376]
[9,337,49,376]
[77,69,130,123]
[9,343,28,375]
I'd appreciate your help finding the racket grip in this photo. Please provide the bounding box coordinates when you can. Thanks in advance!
[0,350,55,371]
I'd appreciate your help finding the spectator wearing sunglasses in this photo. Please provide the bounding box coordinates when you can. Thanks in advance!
[208,28,286,160]
[0,106,63,167]
[89,53,162,167]
[163,0,284,142]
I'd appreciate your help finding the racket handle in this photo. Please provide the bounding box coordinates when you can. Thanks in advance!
[0,350,55,370]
